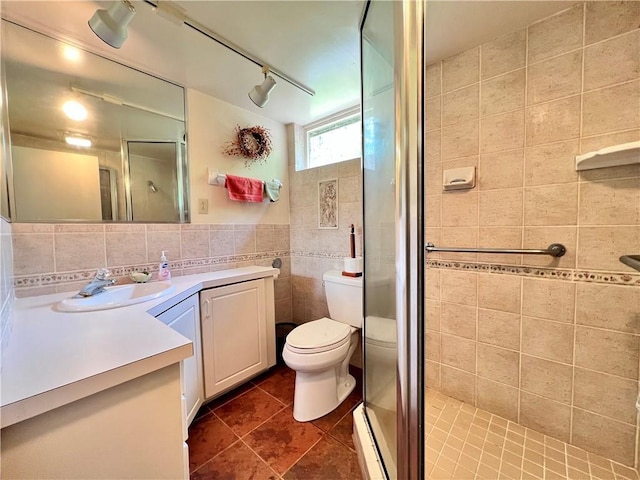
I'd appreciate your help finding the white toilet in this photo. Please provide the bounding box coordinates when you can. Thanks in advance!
[282,270,362,422]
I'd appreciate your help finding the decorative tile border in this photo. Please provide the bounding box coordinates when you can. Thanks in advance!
[14,251,291,290]
[290,250,346,259]
[574,270,640,287]
[426,259,640,287]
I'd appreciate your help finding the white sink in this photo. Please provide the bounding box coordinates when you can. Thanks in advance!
[56,282,176,312]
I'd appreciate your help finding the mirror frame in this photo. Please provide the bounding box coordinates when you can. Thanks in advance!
[1,66,14,222]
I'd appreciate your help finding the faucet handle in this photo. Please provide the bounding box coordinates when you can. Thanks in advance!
[96,268,111,280]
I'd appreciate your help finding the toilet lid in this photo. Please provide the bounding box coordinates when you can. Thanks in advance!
[286,318,351,353]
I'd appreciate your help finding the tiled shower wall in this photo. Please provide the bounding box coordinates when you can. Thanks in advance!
[424,1,640,467]
[11,223,293,323]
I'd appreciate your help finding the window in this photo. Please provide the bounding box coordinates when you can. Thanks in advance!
[304,108,361,169]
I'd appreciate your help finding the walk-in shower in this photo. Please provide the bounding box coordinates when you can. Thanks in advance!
[357,1,640,479]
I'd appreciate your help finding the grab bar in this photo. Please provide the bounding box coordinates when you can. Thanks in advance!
[425,242,566,258]
[620,255,640,272]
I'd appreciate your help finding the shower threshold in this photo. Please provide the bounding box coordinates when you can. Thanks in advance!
[425,389,638,480]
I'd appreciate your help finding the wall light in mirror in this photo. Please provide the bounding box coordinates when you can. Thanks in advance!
[65,135,92,148]
[62,45,81,62]
[62,100,87,121]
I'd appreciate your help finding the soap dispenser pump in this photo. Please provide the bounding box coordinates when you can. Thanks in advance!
[158,251,171,281]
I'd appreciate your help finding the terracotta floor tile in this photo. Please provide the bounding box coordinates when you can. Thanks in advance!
[193,404,212,422]
[245,408,324,475]
[255,366,296,406]
[191,440,279,480]
[187,412,239,472]
[311,387,362,432]
[214,386,286,437]
[328,411,356,451]
[207,381,257,410]
[283,435,363,480]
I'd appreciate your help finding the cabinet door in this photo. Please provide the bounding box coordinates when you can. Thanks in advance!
[157,295,204,427]
[200,279,267,399]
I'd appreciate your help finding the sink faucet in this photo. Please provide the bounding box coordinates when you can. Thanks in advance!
[75,268,117,297]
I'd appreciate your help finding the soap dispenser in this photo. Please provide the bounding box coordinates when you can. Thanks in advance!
[158,251,171,281]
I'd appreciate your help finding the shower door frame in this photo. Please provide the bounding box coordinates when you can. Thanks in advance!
[360,1,425,479]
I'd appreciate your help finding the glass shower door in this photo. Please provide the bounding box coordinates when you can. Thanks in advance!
[361,1,424,479]
[362,1,397,475]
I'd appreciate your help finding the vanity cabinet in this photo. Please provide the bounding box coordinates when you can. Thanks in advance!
[1,364,186,479]
[156,294,204,427]
[200,278,276,399]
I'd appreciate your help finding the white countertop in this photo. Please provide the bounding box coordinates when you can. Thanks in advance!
[1,266,279,428]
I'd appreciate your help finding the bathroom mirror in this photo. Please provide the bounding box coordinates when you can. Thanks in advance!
[1,20,189,223]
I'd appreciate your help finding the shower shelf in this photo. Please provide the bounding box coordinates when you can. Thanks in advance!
[425,243,567,258]
[620,255,640,273]
[575,141,640,171]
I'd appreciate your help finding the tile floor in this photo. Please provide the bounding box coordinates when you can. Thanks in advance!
[187,364,363,480]
[188,370,639,480]
[425,389,640,480]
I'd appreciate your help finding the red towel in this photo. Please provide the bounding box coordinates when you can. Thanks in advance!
[225,174,264,203]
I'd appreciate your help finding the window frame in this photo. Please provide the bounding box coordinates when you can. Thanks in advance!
[303,106,362,170]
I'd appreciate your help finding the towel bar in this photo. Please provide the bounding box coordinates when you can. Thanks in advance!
[207,169,283,188]
[425,242,566,258]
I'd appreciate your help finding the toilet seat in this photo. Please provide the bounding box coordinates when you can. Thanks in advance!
[286,317,351,354]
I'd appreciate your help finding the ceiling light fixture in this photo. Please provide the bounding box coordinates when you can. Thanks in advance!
[62,100,88,121]
[88,0,136,49]
[65,135,92,148]
[249,66,277,108]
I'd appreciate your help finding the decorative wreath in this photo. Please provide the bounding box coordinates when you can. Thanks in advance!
[223,125,273,167]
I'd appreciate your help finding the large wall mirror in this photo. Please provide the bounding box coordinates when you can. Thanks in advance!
[1,20,189,223]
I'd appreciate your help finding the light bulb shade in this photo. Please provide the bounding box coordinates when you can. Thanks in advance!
[88,1,136,49]
[248,76,277,108]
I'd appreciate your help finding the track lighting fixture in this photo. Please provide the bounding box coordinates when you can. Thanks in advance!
[87,2,315,98]
[249,66,277,108]
[88,0,136,49]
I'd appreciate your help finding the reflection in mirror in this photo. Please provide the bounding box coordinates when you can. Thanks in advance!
[126,141,183,222]
[1,70,11,221]
[1,20,189,223]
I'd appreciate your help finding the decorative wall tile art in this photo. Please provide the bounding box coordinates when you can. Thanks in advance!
[318,179,338,229]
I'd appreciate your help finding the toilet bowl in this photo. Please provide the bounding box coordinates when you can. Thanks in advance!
[283,319,359,421]
[283,270,363,422]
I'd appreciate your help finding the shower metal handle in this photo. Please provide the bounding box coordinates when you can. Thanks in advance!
[425,242,567,258]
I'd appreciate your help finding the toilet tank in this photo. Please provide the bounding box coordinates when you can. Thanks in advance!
[323,270,363,328]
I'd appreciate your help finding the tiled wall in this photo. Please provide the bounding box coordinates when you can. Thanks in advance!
[424,1,640,467]
[11,223,293,323]
[0,217,14,352]
[288,155,362,324]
